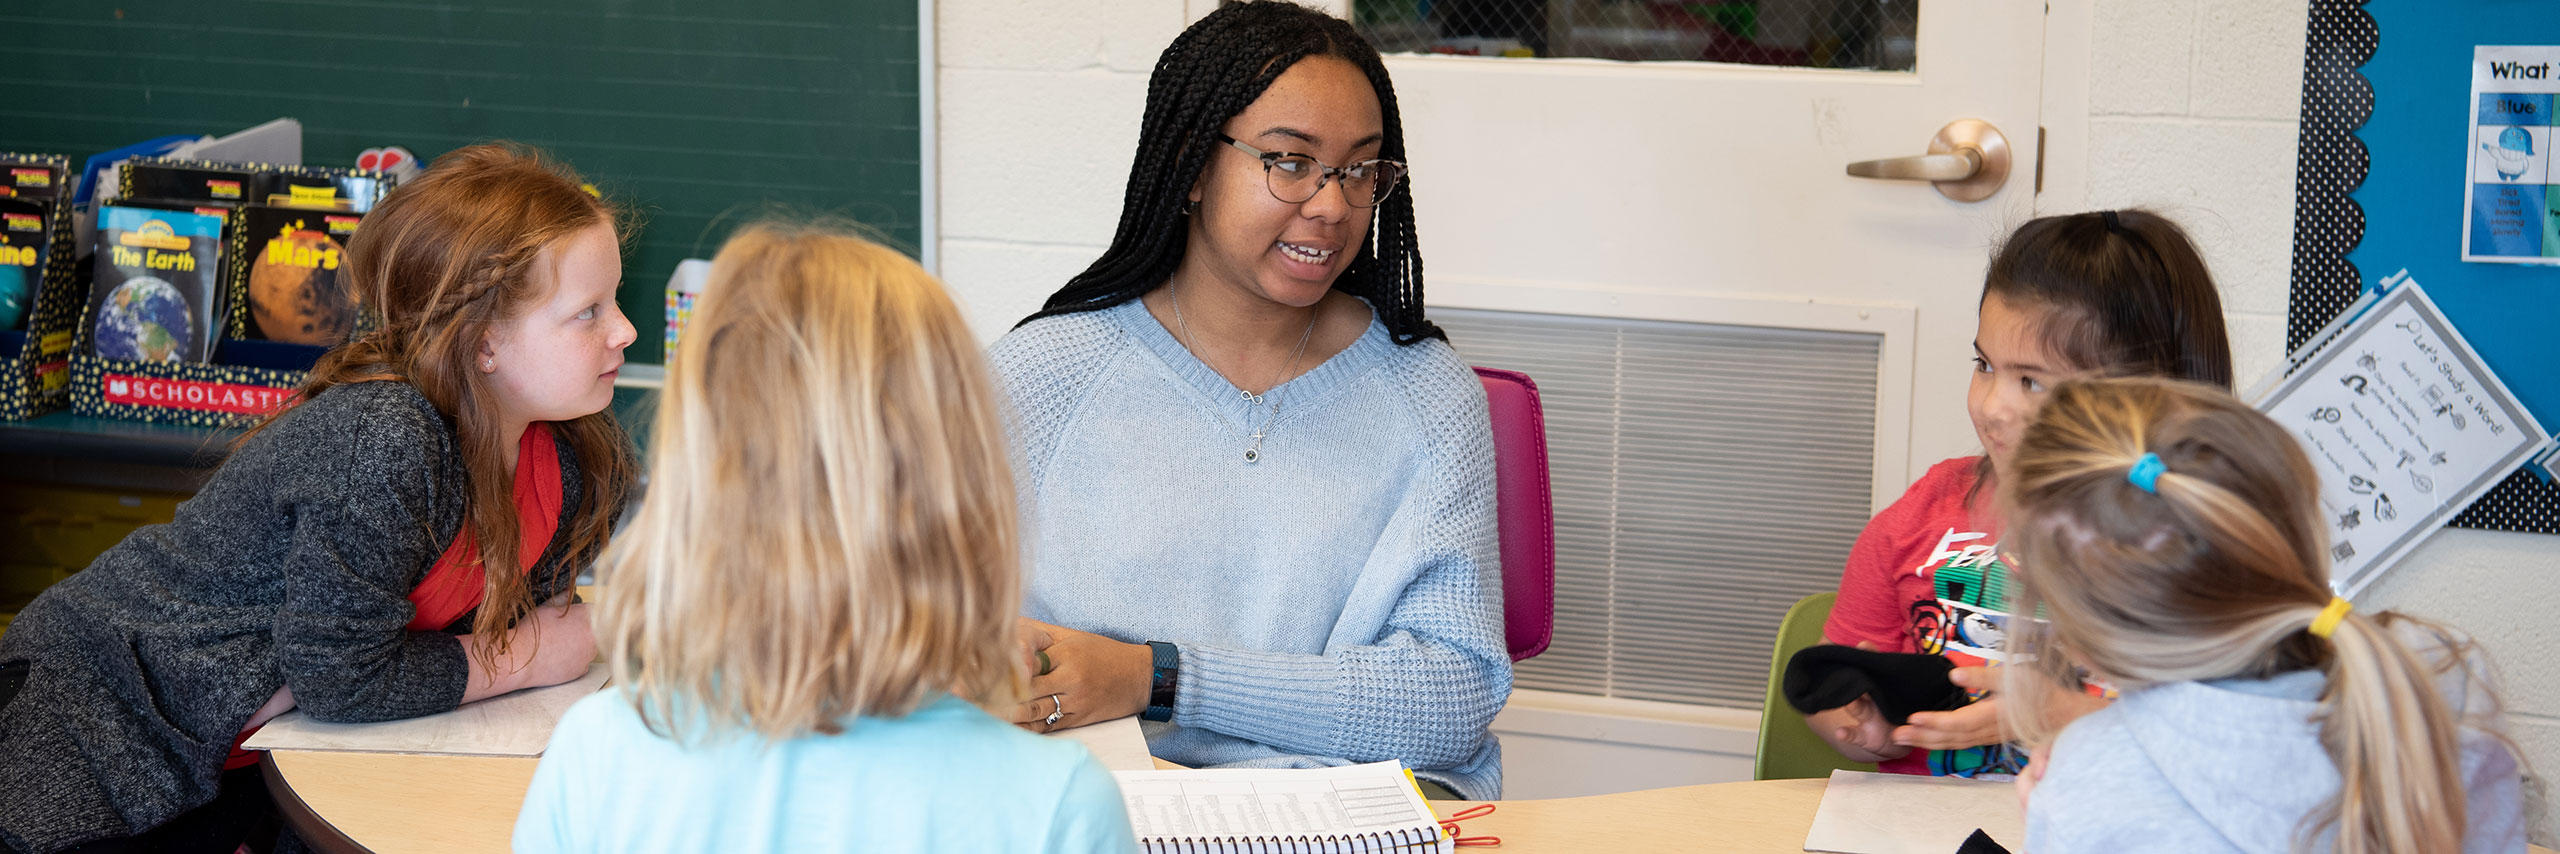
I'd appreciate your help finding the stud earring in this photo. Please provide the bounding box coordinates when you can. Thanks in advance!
[481,359,495,372]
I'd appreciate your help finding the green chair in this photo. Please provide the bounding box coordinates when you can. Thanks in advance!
[1754,591,1879,780]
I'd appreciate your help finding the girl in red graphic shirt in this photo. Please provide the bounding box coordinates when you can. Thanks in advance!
[1807,209,2234,777]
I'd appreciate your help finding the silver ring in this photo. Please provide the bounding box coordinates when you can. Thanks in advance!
[1043,693,1065,726]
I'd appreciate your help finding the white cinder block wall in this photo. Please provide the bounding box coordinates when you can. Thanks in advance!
[937,1,1188,342]
[940,0,2560,828]
[2054,0,2560,838]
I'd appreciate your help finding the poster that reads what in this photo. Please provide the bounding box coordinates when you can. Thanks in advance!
[2258,278,2549,595]
[2464,45,2560,264]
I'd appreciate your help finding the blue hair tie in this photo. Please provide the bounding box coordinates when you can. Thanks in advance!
[2128,452,2166,494]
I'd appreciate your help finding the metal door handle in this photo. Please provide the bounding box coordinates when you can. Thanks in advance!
[1844,119,2010,202]
[1845,150,1980,182]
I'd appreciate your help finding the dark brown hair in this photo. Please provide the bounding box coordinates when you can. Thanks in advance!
[246,143,635,664]
[1984,209,2233,388]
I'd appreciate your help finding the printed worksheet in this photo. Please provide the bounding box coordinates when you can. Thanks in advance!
[2256,278,2547,594]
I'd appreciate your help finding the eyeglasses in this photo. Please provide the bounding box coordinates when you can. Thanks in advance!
[1217,134,1407,208]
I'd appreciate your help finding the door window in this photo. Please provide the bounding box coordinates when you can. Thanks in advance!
[1354,0,1917,69]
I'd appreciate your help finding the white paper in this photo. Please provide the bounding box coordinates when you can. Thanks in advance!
[167,118,303,167]
[1110,760,1446,850]
[243,663,608,757]
[1803,770,2022,854]
[1049,714,1156,772]
[2460,46,2560,264]
[2254,280,2549,595]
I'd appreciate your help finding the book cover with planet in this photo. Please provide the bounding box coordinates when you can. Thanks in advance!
[89,205,223,363]
[238,204,361,346]
[0,196,48,331]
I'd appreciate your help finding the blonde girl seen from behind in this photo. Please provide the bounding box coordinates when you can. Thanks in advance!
[512,222,1138,853]
[2000,376,2525,854]
[602,221,1018,739]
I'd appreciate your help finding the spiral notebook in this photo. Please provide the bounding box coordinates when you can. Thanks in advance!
[1110,761,1451,853]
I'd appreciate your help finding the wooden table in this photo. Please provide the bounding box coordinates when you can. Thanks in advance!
[269,753,1823,854]
[266,753,2560,854]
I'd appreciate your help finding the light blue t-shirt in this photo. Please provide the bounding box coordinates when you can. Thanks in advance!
[514,689,1138,854]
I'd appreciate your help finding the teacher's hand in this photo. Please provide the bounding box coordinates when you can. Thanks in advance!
[1009,618,1151,733]
[1015,617,1056,680]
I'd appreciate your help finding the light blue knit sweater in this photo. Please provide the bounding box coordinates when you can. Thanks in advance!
[989,298,1512,798]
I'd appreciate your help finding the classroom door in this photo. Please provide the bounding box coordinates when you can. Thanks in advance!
[1342,1,2051,782]
[1377,2,2046,487]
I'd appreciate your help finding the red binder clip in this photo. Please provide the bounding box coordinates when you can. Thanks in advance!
[1437,803,1500,847]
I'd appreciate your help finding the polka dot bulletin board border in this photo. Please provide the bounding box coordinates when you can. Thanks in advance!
[2291,0,2559,535]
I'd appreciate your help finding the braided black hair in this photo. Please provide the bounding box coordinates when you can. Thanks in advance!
[1016,1,1442,345]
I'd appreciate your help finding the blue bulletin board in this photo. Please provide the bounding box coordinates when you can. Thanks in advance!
[2294,0,2560,534]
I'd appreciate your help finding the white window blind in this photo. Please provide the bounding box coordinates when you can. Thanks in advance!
[1440,307,1881,707]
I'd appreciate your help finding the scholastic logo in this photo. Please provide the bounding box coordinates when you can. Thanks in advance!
[206,179,243,200]
[103,374,292,415]
[9,168,49,189]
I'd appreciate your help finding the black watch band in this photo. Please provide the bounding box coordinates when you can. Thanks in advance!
[1143,640,1179,722]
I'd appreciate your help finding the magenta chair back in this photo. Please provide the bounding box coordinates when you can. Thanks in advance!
[1475,367,1554,662]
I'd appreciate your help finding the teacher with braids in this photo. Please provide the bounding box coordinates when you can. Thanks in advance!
[988,1,1510,799]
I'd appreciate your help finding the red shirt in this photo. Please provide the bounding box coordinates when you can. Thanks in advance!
[1822,456,2024,778]
[227,424,564,768]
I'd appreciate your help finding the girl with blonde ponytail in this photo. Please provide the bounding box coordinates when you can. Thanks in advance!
[2000,376,2524,853]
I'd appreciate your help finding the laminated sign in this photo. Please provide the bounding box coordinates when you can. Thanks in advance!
[2257,274,2551,594]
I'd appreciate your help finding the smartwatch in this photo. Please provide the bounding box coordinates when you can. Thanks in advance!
[1142,640,1180,722]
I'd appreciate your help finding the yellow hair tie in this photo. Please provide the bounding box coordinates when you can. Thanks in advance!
[2309,596,2354,639]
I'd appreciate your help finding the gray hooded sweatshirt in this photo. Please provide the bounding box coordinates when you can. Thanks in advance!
[2025,627,2525,853]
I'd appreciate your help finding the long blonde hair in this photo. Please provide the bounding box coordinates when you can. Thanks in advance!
[596,221,1022,741]
[1998,376,2503,854]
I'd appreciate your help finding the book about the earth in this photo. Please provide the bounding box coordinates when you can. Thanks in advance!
[237,204,362,346]
[90,205,223,363]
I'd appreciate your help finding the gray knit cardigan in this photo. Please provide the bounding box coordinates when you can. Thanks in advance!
[0,380,602,853]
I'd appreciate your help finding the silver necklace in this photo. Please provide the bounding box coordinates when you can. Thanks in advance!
[1169,280,1318,463]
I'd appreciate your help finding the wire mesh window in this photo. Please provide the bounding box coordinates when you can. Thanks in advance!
[1439,307,1879,707]
[1354,0,1918,69]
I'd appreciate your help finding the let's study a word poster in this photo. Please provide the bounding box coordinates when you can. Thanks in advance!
[2257,277,2548,595]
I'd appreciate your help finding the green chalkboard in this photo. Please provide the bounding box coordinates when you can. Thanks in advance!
[0,1,921,364]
